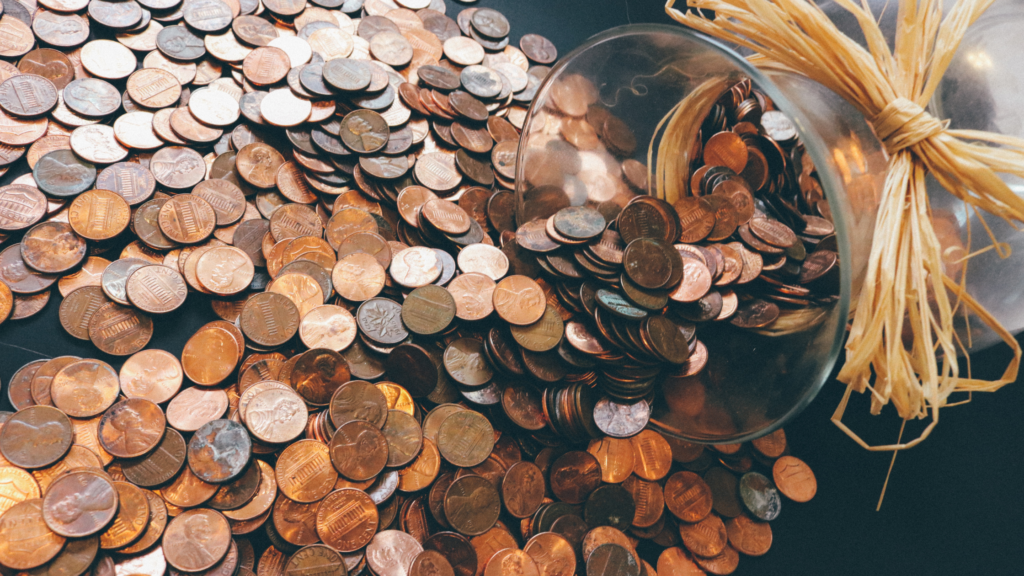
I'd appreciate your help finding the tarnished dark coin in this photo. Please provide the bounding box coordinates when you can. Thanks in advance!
[444,474,500,537]
[0,74,58,117]
[63,78,120,117]
[357,297,408,345]
[586,543,640,576]
[738,472,782,521]
[436,410,494,468]
[184,0,233,33]
[460,65,502,99]
[88,0,143,30]
[188,419,252,484]
[158,25,207,60]
[501,461,545,519]
[33,149,95,197]
[549,451,601,504]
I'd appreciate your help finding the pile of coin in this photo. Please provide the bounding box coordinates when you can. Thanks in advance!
[2,347,818,576]
[0,0,827,573]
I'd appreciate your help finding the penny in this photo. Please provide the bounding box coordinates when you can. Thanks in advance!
[771,455,816,503]
[434,410,493,468]
[415,152,462,192]
[0,499,66,570]
[501,460,544,519]
[271,495,318,547]
[629,430,673,481]
[390,246,442,288]
[444,474,499,537]
[737,471,782,522]
[30,356,80,407]
[329,380,389,429]
[0,406,73,468]
[549,451,601,505]
[704,467,743,518]
[381,409,423,468]
[98,398,165,459]
[186,420,251,486]
[260,88,312,127]
[66,190,130,243]
[6,360,44,410]
[586,437,634,484]
[97,162,157,206]
[240,291,300,347]
[443,337,493,388]
[492,275,545,325]
[0,74,57,118]
[401,285,455,336]
[50,359,120,418]
[98,481,149,550]
[664,471,713,523]
[221,459,276,521]
[367,530,423,576]
[0,185,46,232]
[329,419,388,482]
[163,509,232,572]
[276,439,337,503]
[524,532,576,576]
[679,513,727,558]
[313,488,378,552]
[122,428,187,488]
[411,550,455,576]
[19,221,86,274]
[246,387,308,444]
[124,265,187,314]
[166,387,229,433]
[725,514,772,556]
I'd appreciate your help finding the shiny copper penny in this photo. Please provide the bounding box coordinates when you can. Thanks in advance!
[68,190,131,242]
[332,252,386,302]
[725,514,772,556]
[50,359,120,418]
[121,427,187,488]
[664,471,713,523]
[99,481,149,550]
[0,405,74,469]
[0,499,66,570]
[330,420,389,481]
[57,286,109,340]
[240,292,300,348]
[158,194,216,245]
[629,430,673,481]
[89,302,153,356]
[98,398,165,459]
[492,275,545,325]
[549,451,602,505]
[381,409,423,468]
[524,532,576,576]
[167,387,229,433]
[772,456,816,503]
[162,508,232,572]
[276,440,337,503]
[245,387,307,444]
[679,513,727,558]
[367,530,423,576]
[0,184,47,232]
[125,265,188,314]
[160,465,218,509]
[314,487,378,552]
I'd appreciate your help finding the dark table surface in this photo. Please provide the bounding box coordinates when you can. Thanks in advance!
[2,1,1022,575]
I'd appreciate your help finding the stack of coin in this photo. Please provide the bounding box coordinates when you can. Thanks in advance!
[2,347,818,576]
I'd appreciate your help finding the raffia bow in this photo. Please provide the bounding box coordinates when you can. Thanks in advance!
[665,0,1024,450]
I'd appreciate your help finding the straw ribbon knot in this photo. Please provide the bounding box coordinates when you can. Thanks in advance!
[871,97,946,155]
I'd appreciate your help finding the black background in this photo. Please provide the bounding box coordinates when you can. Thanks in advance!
[2,1,1023,574]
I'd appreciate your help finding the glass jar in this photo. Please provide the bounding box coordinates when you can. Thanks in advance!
[515,24,889,443]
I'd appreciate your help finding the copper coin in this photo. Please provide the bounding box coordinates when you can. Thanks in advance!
[367,530,423,576]
[402,285,456,336]
[160,465,218,509]
[414,152,462,192]
[332,252,386,302]
[50,359,120,418]
[381,409,423,468]
[125,265,188,314]
[0,74,58,117]
[196,247,255,296]
[276,439,337,503]
[167,387,229,433]
[329,380,388,429]
[0,405,74,469]
[97,398,165,460]
[314,487,378,552]
[492,275,545,325]
[68,190,131,242]
[340,109,389,154]
[193,179,246,226]
[622,474,665,528]
[0,184,46,232]
[524,532,576,576]
[447,272,495,321]
[20,222,86,274]
[330,420,388,481]
[443,337,493,387]
[0,499,66,570]
[501,461,544,519]
[246,388,308,445]
[243,47,291,86]
[628,430,672,481]
[411,550,456,576]
[221,459,276,521]
[679,513,727,558]
[725,514,772,556]
[772,456,816,503]
[181,324,239,386]
[272,495,319,547]
[163,509,232,572]
[150,146,206,190]
[587,437,635,484]
[240,292,300,348]
[519,34,556,64]
[96,481,149,550]
[548,451,601,505]
[444,474,500,537]
[664,471,713,523]
[158,194,217,244]
[96,162,157,207]
[122,427,187,488]
[6,359,44,410]
[290,348,349,406]
[436,410,493,468]
[390,246,443,288]
[30,356,80,407]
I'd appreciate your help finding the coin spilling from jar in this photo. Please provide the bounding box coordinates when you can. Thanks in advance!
[0,0,820,575]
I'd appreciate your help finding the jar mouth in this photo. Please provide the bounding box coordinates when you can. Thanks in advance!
[518,23,853,444]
